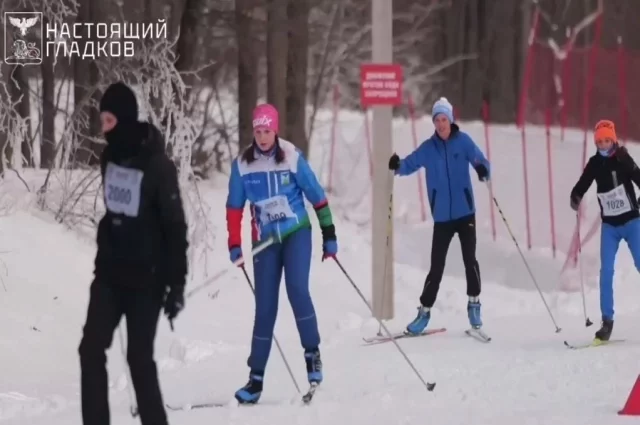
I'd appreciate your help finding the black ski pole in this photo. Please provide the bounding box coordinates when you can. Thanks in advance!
[485,182,562,333]
[575,212,593,327]
[332,257,436,393]
[239,266,301,393]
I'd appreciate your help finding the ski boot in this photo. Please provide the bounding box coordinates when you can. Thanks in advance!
[304,348,323,384]
[594,318,614,343]
[234,371,263,404]
[467,297,482,329]
[406,306,431,335]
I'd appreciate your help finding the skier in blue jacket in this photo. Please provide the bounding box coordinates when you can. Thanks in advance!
[226,103,338,404]
[388,97,490,335]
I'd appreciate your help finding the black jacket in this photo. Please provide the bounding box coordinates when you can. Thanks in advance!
[570,147,640,227]
[95,122,188,289]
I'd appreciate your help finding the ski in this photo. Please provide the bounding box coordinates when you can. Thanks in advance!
[302,382,319,404]
[465,328,491,342]
[165,401,228,411]
[563,338,625,350]
[362,327,446,345]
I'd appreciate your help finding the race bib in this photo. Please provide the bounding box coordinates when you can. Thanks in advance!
[254,195,296,224]
[597,184,632,217]
[104,162,144,217]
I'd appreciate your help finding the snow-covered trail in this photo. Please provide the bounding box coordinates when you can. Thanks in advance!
[2,181,640,425]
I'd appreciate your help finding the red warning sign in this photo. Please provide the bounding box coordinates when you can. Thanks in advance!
[360,63,403,107]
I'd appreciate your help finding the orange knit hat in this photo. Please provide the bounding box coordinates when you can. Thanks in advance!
[594,120,617,142]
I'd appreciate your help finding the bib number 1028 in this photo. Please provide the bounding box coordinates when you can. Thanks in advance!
[107,184,132,205]
[606,199,625,210]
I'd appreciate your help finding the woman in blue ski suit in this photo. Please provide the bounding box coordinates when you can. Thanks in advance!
[225,103,338,404]
[388,97,490,335]
[570,119,640,342]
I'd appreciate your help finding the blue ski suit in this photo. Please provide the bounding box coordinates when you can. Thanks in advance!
[570,146,640,321]
[226,138,336,373]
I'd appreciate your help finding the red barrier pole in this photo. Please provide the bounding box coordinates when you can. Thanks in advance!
[327,85,339,192]
[482,101,496,241]
[581,15,603,168]
[408,95,427,221]
[517,5,539,250]
[363,107,373,179]
[560,46,574,143]
[516,7,540,127]
[617,37,627,143]
[545,108,556,258]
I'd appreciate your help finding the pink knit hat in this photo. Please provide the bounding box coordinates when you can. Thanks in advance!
[252,104,279,133]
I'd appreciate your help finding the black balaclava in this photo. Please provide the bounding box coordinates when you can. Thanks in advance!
[99,82,141,160]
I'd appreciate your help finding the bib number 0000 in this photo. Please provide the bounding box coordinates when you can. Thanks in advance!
[104,162,144,217]
[107,185,132,205]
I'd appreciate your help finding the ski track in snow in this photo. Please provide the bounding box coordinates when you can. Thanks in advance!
[2,120,640,424]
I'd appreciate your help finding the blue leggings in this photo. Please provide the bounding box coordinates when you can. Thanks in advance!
[599,218,640,320]
[248,226,320,373]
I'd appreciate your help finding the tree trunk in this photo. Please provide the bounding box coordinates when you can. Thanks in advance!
[236,0,259,152]
[285,0,309,156]
[174,0,205,102]
[41,36,56,169]
[267,0,288,137]
[13,66,32,167]
[73,0,102,167]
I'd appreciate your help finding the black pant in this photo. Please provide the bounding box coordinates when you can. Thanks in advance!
[419,214,481,307]
[79,279,168,425]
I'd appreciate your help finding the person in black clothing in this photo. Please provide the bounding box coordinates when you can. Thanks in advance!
[388,97,491,335]
[78,82,188,425]
[570,119,640,342]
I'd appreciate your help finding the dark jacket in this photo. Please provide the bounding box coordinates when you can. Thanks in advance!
[395,124,491,223]
[570,147,640,227]
[95,122,188,289]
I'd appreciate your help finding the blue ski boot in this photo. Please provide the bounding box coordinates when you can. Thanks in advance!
[234,371,263,404]
[304,348,323,383]
[406,306,430,335]
[467,297,482,329]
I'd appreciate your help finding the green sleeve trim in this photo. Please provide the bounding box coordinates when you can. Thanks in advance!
[316,205,333,227]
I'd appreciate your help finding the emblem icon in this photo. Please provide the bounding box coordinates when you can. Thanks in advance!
[4,12,43,66]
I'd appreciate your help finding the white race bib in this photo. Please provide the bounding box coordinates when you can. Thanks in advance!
[104,162,144,217]
[254,195,296,224]
[597,184,632,217]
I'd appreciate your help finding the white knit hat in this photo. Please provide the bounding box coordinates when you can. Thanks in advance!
[432,97,454,123]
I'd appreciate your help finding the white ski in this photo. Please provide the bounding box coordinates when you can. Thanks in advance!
[465,328,491,342]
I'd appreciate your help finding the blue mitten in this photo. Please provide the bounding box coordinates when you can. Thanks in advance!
[322,239,338,261]
[229,246,243,266]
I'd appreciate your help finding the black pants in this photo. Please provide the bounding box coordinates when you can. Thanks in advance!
[79,279,168,425]
[419,214,481,307]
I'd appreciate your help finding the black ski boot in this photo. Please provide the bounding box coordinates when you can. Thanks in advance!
[304,348,323,384]
[594,318,614,342]
[234,371,263,404]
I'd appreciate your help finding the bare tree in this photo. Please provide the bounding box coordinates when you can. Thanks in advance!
[285,0,309,154]
[236,0,259,152]
[267,0,288,137]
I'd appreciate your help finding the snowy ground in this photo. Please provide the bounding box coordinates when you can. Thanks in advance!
[2,120,640,425]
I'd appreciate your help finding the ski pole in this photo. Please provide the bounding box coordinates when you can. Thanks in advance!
[575,212,593,327]
[377,173,394,336]
[240,266,301,394]
[485,182,562,333]
[332,257,436,393]
[186,236,276,299]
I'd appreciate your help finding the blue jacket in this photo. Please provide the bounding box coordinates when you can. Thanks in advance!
[226,139,328,245]
[396,125,490,223]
